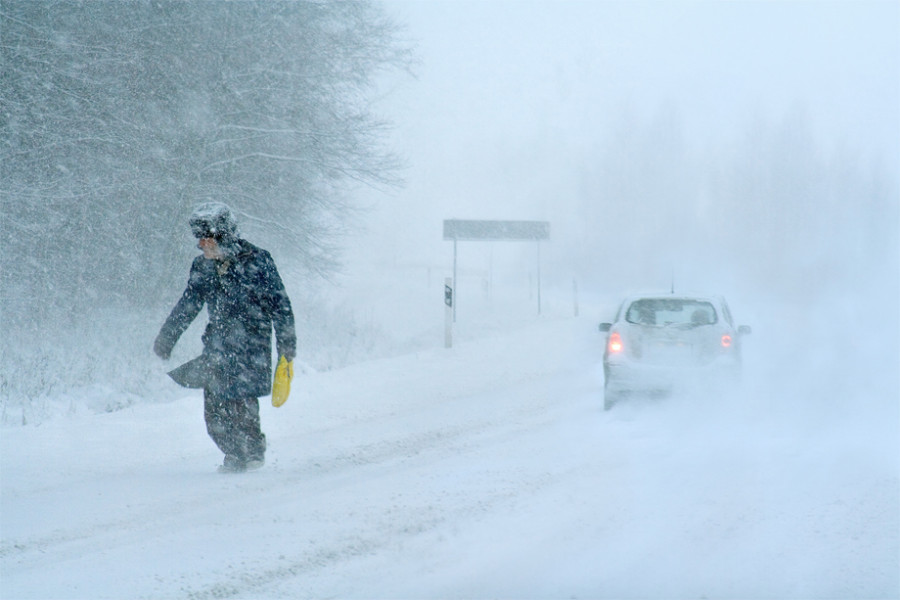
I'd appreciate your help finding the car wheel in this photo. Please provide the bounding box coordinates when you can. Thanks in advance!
[603,384,621,411]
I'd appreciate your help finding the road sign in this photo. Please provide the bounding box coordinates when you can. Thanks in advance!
[443,219,550,320]
[443,219,550,242]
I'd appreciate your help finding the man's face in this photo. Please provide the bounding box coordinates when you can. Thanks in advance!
[198,237,224,260]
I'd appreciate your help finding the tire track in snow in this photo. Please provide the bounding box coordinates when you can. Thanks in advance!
[2,319,604,598]
[174,370,596,599]
[0,364,591,585]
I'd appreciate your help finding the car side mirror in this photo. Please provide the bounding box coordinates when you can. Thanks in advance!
[738,325,752,335]
[599,323,612,332]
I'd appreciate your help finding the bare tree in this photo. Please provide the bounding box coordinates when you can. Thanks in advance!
[0,1,412,410]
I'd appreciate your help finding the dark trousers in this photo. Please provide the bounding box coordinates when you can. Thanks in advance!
[203,389,266,462]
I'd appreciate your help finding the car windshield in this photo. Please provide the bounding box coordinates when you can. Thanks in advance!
[625,298,718,327]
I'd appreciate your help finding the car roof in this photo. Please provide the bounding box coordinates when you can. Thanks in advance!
[620,292,725,305]
[615,293,728,317]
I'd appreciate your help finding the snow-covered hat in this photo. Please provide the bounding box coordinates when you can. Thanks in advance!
[189,202,237,240]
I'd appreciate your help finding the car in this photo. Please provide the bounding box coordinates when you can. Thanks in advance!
[598,293,751,410]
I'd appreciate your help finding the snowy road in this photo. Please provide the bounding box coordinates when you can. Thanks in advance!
[2,316,897,599]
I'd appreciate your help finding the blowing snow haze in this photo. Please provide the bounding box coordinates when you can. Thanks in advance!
[350,0,898,299]
[0,0,895,422]
[0,1,898,597]
[344,0,899,435]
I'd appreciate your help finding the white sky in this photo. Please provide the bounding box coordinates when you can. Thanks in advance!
[343,0,899,297]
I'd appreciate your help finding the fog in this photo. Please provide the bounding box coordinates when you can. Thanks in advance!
[336,1,898,334]
[2,0,897,413]
[1,2,898,597]
[328,0,900,484]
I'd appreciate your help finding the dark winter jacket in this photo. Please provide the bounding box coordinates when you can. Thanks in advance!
[155,239,296,400]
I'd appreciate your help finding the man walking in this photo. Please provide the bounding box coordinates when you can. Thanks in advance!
[154,202,296,473]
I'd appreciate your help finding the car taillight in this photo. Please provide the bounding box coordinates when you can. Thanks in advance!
[721,334,732,348]
[608,332,623,354]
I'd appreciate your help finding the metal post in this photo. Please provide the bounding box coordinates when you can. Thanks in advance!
[452,238,458,322]
[573,278,579,317]
[536,241,542,316]
[444,277,453,348]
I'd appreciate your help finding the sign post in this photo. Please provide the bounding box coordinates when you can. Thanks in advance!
[444,278,453,348]
[443,219,550,320]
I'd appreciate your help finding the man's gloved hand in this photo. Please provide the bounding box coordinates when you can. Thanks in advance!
[272,355,293,407]
[153,335,172,360]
